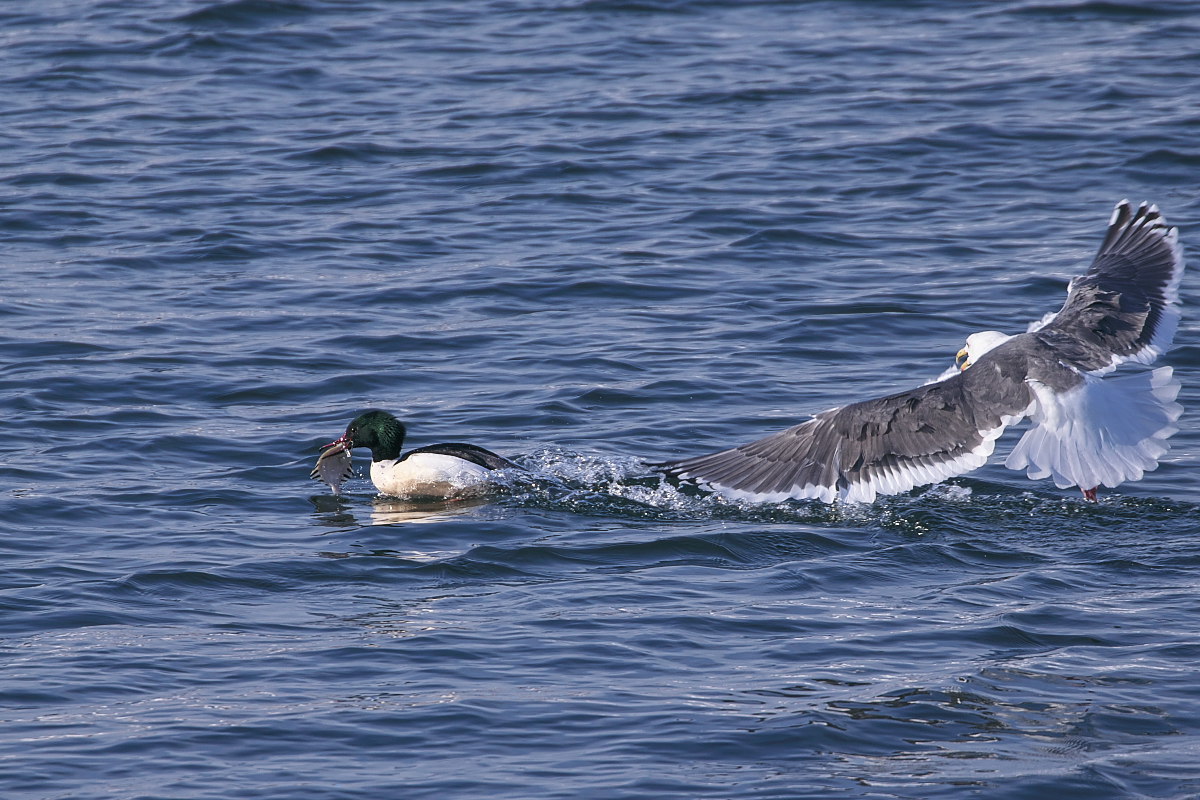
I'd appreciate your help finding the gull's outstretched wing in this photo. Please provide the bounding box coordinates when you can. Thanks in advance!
[658,364,1031,504]
[1034,200,1183,374]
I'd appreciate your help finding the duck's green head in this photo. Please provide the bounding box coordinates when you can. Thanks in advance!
[339,410,407,462]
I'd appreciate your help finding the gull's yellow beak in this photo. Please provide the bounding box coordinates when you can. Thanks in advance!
[956,347,970,371]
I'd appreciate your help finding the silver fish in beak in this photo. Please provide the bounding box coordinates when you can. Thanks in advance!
[310,435,354,494]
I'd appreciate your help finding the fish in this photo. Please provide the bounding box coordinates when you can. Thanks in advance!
[310,441,354,495]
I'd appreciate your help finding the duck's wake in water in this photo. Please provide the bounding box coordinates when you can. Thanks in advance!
[311,446,987,527]
[311,443,1194,530]
[513,450,1197,535]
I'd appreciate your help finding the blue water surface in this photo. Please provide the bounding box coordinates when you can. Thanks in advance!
[3,1,1200,798]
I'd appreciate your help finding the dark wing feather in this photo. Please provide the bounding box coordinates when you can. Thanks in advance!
[658,362,1032,503]
[1036,200,1183,373]
[402,443,522,471]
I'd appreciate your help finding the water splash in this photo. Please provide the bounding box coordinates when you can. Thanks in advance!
[309,446,1196,534]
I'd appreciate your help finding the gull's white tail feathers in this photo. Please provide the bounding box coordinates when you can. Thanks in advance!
[1006,366,1182,490]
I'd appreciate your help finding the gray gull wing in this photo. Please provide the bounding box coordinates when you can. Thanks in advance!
[658,364,1033,504]
[1034,200,1183,373]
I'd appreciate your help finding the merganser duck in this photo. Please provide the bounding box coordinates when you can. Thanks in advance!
[314,410,521,499]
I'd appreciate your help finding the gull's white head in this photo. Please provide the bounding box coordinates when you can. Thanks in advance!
[956,330,1013,370]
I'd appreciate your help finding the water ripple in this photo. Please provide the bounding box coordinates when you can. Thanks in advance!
[2,1,1199,798]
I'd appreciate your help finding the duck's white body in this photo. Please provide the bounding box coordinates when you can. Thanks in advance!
[370,452,496,499]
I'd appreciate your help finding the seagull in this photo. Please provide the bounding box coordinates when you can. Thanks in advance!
[657,200,1185,503]
[312,410,521,499]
